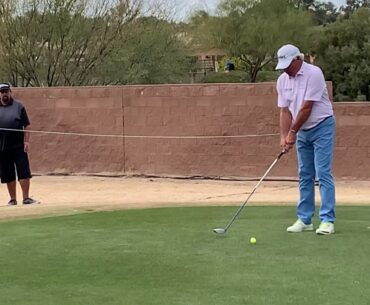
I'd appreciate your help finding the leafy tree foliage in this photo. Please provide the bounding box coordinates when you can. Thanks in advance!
[97,17,194,85]
[314,8,370,100]
[0,0,193,86]
[0,0,141,86]
[289,1,339,25]
[190,0,312,82]
[344,0,370,10]
[0,0,367,97]
[311,2,340,25]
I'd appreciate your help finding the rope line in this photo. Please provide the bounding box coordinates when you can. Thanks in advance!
[0,127,279,139]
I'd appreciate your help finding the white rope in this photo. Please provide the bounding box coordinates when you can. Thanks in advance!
[0,127,279,139]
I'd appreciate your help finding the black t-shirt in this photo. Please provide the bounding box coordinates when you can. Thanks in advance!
[0,98,30,150]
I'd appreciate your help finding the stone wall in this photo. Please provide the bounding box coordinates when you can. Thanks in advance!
[14,87,125,174]
[12,84,370,179]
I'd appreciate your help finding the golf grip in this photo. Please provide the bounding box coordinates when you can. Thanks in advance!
[223,151,285,231]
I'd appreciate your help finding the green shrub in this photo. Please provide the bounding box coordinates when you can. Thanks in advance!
[201,71,249,83]
[256,70,281,82]
[334,94,351,101]
[356,95,367,101]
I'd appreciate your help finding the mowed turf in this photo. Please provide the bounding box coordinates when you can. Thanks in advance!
[0,206,370,305]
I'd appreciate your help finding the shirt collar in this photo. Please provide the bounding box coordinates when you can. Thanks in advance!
[296,61,306,76]
[288,61,306,79]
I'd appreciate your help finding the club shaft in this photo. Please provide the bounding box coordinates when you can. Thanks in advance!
[223,152,284,232]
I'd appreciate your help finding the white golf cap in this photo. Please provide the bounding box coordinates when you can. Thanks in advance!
[0,83,11,91]
[275,44,301,70]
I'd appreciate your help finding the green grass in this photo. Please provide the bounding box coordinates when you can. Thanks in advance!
[0,206,370,305]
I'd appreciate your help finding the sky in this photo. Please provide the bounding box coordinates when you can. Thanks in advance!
[175,0,347,21]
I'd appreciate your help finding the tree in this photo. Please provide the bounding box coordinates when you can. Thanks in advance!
[345,0,370,9]
[290,1,340,25]
[0,0,141,86]
[96,17,195,85]
[190,0,313,82]
[340,0,370,16]
[314,8,370,100]
[291,0,315,9]
[188,10,220,54]
[311,2,339,25]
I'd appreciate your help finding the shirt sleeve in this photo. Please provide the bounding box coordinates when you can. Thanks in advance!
[277,78,289,108]
[20,107,30,127]
[304,68,326,102]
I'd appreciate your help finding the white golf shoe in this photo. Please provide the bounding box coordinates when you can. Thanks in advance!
[287,219,314,233]
[316,222,335,235]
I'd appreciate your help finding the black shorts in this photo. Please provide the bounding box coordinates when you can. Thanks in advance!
[0,146,32,183]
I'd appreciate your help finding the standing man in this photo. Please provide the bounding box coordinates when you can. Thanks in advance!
[0,83,39,205]
[275,44,336,235]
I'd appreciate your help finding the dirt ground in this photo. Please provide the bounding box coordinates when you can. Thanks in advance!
[0,176,369,220]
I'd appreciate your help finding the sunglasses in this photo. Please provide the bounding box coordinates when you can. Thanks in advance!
[0,89,10,93]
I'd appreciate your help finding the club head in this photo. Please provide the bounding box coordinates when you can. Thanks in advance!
[213,228,227,234]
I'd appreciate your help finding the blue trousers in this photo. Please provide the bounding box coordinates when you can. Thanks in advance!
[296,116,336,224]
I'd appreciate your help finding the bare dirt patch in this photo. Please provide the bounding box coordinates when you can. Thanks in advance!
[0,176,369,220]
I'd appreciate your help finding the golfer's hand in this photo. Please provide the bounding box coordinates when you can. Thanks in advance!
[280,137,291,153]
[284,131,296,152]
[24,142,30,152]
[280,137,287,152]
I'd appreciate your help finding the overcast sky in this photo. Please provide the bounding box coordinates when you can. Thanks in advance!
[175,0,347,21]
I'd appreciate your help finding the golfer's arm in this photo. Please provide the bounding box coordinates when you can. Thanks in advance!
[24,126,30,143]
[290,101,314,132]
[280,107,292,139]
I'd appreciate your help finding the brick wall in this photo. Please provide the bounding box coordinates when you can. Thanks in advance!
[14,87,125,174]
[12,84,370,179]
[122,83,288,178]
[334,103,370,179]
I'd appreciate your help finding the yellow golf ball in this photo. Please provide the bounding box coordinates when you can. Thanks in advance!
[250,237,257,244]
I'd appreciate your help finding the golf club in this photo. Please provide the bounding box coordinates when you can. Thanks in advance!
[213,151,285,235]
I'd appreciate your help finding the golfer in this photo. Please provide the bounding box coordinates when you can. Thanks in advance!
[275,44,336,235]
